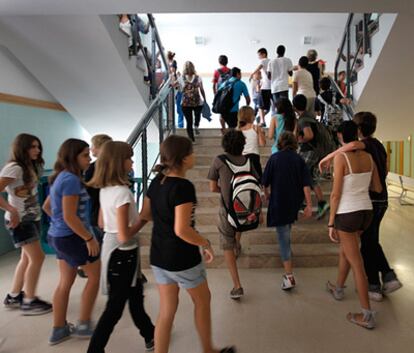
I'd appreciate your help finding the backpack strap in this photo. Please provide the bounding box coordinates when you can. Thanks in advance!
[218,154,251,174]
[317,94,329,107]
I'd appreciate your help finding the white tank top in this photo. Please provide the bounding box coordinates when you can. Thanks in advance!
[336,152,374,214]
[242,127,260,155]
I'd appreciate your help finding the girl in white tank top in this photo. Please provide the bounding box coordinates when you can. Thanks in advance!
[237,106,266,177]
[327,121,382,330]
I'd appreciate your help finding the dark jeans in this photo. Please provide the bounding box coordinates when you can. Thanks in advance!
[360,202,393,286]
[87,249,154,353]
[182,105,202,141]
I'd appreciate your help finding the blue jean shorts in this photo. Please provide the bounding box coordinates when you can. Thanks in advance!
[7,221,40,248]
[151,262,206,289]
[47,233,100,268]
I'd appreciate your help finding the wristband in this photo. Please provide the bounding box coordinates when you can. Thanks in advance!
[85,236,94,242]
[202,239,211,250]
[328,224,334,228]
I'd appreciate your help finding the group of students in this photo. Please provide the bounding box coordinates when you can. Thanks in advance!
[0,133,236,353]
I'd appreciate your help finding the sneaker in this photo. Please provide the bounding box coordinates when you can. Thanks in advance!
[21,297,53,316]
[281,274,296,290]
[72,320,94,339]
[326,281,345,300]
[368,284,383,302]
[3,291,24,309]
[220,346,236,353]
[49,322,74,346]
[382,279,403,295]
[145,338,155,351]
[316,201,329,220]
[195,127,200,135]
[77,267,88,278]
[230,287,244,300]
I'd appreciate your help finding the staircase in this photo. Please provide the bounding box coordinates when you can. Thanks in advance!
[139,128,339,269]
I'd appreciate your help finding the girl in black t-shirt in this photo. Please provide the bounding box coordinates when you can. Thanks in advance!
[137,135,236,353]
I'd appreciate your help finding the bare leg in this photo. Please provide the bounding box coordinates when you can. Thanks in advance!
[336,244,351,288]
[259,109,266,125]
[10,250,29,294]
[223,250,242,289]
[155,284,179,353]
[187,281,219,353]
[314,185,324,203]
[282,260,293,274]
[79,260,101,322]
[338,230,370,310]
[20,241,45,299]
[220,116,226,133]
[53,260,77,327]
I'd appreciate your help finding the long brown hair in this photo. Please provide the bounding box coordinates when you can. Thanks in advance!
[8,134,44,186]
[154,135,193,175]
[88,141,133,188]
[237,106,255,128]
[49,139,89,184]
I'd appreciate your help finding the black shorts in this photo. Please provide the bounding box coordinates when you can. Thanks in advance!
[245,153,262,179]
[7,221,40,248]
[221,111,238,128]
[48,233,100,268]
[335,210,373,233]
[259,90,272,111]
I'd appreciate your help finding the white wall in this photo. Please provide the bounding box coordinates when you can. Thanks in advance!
[156,13,348,74]
[0,45,56,101]
[352,14,397,102]
[356,13,414,141]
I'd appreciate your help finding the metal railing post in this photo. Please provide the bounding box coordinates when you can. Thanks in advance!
[150,22,157,100]
[141,129,148,195]
[346,21,352,99]
[158,105,164,145]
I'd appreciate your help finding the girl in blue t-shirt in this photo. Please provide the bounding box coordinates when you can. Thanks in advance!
[268,98,296,154]
[43,139,100,345]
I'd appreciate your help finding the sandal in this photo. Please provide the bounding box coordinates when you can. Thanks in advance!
[346,309,376,329]
[326,281,345,301]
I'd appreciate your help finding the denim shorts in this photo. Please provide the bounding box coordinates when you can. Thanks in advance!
[7,221,40,248]
[151,262,206,289]
[48,233,100,268]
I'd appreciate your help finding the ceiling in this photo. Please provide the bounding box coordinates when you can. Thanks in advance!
[0,0,411,15]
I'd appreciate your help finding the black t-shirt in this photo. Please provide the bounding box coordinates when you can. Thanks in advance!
[84,162,100,227]
[362,137,388,202]
[147,176,202,271]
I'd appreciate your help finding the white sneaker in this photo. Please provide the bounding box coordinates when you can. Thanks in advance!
[368,290,383,302]
[281,274,296,290]
[382,279,403,295]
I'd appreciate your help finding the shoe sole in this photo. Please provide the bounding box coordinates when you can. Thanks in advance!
[72,334,93,339]
[21,307,53,316]
[48,335,72,346]
[383,283,403,295]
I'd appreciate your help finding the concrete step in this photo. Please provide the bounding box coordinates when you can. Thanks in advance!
[193,144,272,155]
[139,223,331,246]
[190,179,332,194]
[139,243,339,269]
[176,128,223,138]
[194,191,330,207]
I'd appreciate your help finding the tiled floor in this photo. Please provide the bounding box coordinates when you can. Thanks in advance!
[0,198,413,353]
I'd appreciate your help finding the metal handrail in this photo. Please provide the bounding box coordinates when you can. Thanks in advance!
[327,75,355,121]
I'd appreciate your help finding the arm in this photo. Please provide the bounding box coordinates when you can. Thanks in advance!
[298,126,314,143]
[370,162,383,194]
[268,117,277,140]
[302,186,312,219]
[250,64,263,80]
[319,140,366,172]
[199,80,207,102]
[0,177,20,228]
[256,125,266,146]
[98,208,104,229]
[42,195,52,217]
[328,155,345,242]
[292,81,298,97]
[245,95,251,106]
[209,180,221,193]
[62,195,99,256]
[174,203,214,263]
[135,196,152,233]
[116,203,142,244]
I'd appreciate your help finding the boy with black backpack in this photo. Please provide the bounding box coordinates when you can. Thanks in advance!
[213,55,232,133]
[208,130,262,300]
[293,94,332,220]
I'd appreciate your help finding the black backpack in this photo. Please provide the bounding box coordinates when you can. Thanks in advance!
[212,80,235,114]
[299,116,336,160]
[218,155,262,232]
[217,68,231,86]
